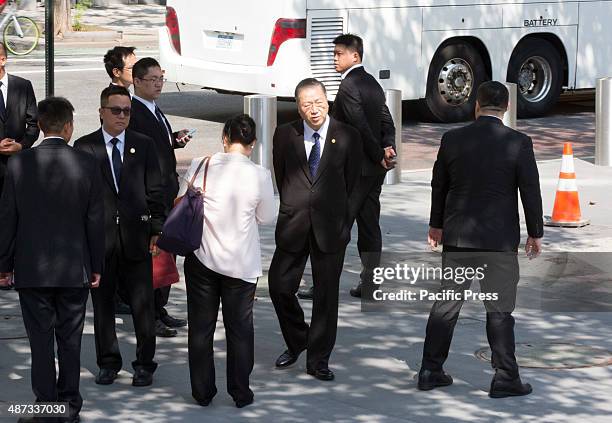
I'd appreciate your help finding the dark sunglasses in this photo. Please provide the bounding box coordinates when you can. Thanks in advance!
[103,106,131,116]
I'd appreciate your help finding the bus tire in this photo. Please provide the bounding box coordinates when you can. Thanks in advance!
[421,42,487,122]
[507,38,563,118]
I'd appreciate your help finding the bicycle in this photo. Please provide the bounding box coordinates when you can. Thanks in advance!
[0,1,40,56]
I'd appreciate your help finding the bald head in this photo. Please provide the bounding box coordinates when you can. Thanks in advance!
[0,43,6,58]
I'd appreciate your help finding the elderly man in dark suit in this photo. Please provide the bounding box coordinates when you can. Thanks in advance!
[0,97,104,423]
[129,57,192,337]
[269,78,362,381]
[419,81,543,398]
[74,85,166,388]
[0,42,39,193]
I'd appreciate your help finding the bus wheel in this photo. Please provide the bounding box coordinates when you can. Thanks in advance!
[421,42,487,122]
[507,38,563,118]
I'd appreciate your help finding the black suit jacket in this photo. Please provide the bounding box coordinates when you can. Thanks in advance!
[331,66,395,176]
[128,97,184,208]
[273,118,362,253]
[0,74,39,187]
[429,116,544,251]
[0,138,104,288]
[73,129,166,261]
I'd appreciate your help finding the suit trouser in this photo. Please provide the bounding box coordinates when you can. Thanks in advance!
[184,254,256,404]
[18,287,89,420]
[154,190,178,320]
[91,245,157,373]
[349,174,386,285]
[421,246,520,381]
[269,231,346,371]
[154,285,171,320]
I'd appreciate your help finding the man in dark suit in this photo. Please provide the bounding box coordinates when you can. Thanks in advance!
[104,46,137,91]
[329,33,396,299]
[269,78,362,381]
[0,42,39,193]
[130,57,191,337]
[419,81,543,398]
[0,97,104,423]
[104,47,138,315]
[74,86,166,388]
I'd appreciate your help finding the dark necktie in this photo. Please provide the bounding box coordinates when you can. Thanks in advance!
[0,81,6,121]
[110,138,122,189]
[154,105,171,143]
[308,132,321,178]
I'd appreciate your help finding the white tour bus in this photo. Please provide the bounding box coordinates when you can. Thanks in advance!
[159,0,612,122]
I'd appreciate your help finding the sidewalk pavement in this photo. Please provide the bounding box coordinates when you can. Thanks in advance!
[1,158,612,422]
[18,3,163,44]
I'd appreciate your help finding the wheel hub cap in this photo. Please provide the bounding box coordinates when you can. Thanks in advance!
[438,58,474,106]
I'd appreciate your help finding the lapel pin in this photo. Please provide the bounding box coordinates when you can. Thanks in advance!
[130,148,136,154]
[331,138,336,144]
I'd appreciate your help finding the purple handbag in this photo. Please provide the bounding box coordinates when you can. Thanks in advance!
[156,157,210,256]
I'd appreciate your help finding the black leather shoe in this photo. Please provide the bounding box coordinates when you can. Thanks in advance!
[349,283,362,298]
[160,314,187,328]
[417,368,453,391]
[115,301,131,315]
[297,286,314,300]
[197,399,212,407]
[235,397,254,408]
[307,368,335,381]
[95,368,118,385]
[155,319,177,337]
[489,377,533,398]
[275,350,300,368]
[132,368,153,387]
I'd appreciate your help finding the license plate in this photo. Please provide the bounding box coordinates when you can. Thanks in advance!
[216,34,234,49]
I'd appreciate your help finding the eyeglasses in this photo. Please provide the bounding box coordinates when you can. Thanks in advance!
[138,77,167,84]
[102,106,131,116]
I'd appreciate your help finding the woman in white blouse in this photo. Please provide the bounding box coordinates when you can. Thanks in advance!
[179,114,275,408]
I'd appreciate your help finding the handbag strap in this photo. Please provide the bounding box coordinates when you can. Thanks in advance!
[189,156,211,191]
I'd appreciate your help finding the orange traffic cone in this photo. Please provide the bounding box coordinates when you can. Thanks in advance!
[544,142,589,227]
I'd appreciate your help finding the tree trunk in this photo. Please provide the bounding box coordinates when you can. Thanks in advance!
[53,0,72,37]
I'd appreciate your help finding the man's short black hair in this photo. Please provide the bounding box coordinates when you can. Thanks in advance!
[133,57,161,80]
[477,81,509,111]
[38,97,74,134]
[294,78,327,99]
[333,33,364,60]
[100,85,131,107]
[103,46,136,79]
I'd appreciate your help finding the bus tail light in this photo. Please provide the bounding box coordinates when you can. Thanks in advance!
[166,6,181,55]
[267,18,306,66]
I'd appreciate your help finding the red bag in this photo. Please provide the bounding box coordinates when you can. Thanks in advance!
[153,250,180,289]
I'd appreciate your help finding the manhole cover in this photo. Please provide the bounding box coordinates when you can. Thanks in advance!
[475,342,612,369]
[0,314,27,340]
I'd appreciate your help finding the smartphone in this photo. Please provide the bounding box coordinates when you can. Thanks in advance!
[177,129,197,146]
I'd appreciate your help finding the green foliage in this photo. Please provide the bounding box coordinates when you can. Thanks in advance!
[73,0,93,32]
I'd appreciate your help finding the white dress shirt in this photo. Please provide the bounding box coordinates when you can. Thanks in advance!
[341,63,363,80]
[0,72,8,104]
[102,128,125,192]
[110,82,133,98]
[303,115,330,160]
[132,94,172,144]
[178,152,276,283]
